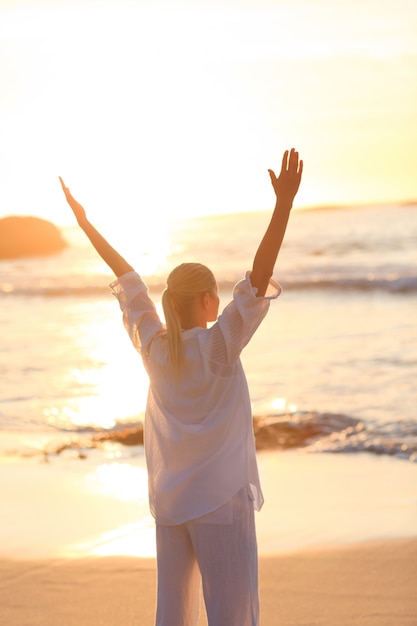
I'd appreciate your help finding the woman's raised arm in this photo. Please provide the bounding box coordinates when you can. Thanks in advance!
[250,148,303,296]
[59,177,134,278]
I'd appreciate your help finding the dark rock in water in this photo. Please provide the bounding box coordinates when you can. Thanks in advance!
[88,413,350,453]
[93,426,144,446]
[0,215,67,259]
[253,415,321,450]
[253,412,361,451]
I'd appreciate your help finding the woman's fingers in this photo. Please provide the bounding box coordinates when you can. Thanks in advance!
[289,149,298,171]
[281,148,302,174]
[281,150,289,173]
[58,177,72,200]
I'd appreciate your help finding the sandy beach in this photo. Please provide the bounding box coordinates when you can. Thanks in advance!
[1,539,416,626]
[1,434,417,625]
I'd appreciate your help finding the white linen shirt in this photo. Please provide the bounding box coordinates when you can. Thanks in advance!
[110,271,280,525]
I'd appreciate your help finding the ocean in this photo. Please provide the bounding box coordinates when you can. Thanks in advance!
[1,202,416,458]
[1,201,416,558]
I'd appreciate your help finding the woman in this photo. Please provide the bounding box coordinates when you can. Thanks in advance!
[60,148,302,626]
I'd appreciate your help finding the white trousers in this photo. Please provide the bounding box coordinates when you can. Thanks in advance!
[155,487,260,626]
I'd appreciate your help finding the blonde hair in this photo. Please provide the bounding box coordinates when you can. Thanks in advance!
[161,263,216,377]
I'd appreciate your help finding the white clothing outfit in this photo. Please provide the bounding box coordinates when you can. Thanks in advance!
[155,486,259,626]
[111,271,280,524]
[110,270,280,625]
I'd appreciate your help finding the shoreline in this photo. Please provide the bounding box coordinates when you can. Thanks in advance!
[1,433,416,560]
[1,538,416,626]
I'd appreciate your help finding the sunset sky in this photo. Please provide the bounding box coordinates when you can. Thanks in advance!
[0,0,416,225]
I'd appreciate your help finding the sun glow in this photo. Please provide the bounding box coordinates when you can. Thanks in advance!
[1,0,416,226]
[105,216,174,280]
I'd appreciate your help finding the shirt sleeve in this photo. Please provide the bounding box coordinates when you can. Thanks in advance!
[208,271,281,369]
[109,271,164,354]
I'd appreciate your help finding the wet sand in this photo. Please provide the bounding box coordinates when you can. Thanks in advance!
[1,539,416,626]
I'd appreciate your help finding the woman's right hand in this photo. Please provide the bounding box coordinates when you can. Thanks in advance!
[59,177,88,226]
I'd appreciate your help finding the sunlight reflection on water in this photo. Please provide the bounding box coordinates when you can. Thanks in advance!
[41,305,151,430]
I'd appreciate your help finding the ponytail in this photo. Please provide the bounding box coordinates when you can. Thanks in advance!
[161,286,184,378]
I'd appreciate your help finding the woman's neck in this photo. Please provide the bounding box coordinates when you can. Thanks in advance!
[180,297,208,330]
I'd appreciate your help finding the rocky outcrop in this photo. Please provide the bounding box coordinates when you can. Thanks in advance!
[0,216,67,259]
